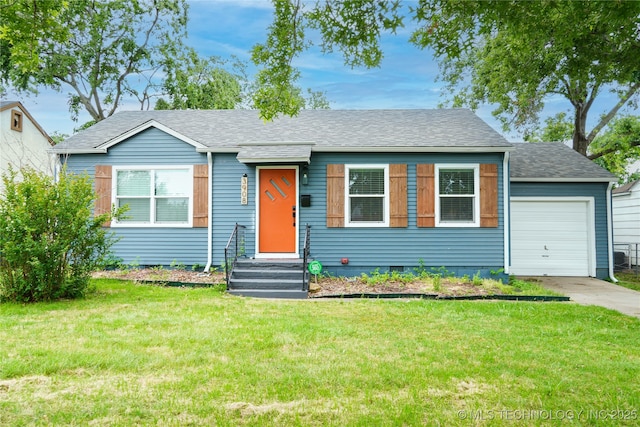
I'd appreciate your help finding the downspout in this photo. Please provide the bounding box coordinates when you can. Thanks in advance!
[204,152,213,273]
[606,181,617,282]
[503,151,510,275]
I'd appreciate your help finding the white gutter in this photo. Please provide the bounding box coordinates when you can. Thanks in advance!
[204,152,213,273]
[606,181,617,282]
[503,151,510,275]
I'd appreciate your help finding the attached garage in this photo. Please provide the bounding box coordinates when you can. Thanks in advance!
[510,198,594,276]
[509,143,617,279]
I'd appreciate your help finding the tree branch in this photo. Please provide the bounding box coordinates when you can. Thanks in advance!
[588,140,640,160]
[107,3,162,117]
[586,82,640,142]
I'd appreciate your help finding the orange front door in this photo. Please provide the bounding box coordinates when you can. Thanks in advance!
[258,168,297,254]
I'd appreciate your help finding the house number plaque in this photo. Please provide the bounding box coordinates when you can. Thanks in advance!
[240,174,248,205]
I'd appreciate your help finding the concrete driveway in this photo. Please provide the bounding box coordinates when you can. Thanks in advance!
[520,276,640,318]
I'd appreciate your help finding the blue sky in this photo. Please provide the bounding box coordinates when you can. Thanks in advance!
[5,0,637,141]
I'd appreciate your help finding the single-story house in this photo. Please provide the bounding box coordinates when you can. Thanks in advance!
[1,101,57,192]
[51,109,617,295]
[612,179,640,266]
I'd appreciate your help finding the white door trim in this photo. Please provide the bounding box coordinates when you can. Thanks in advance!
[255,165,300,259]
[510,196,596,277]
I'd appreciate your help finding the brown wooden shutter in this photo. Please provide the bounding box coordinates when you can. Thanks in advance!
[193,164,209,228]
[480,163,499,228]
[94,165,112,227]
[416,164,435,227]
[326,164,344,227]
[389,164,408,227]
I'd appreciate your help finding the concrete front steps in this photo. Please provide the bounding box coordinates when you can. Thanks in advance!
[228,259,309,299]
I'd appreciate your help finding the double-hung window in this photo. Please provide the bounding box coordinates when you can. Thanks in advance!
[113,166,192,227]
[435,164,479,227]
[345,164,389,227]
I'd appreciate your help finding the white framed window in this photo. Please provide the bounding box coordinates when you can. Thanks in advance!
[112,166,193,227]
[435,164,480,227]
[345,164,389,227]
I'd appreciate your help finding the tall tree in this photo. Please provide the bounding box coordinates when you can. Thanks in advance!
[155,47,245,110]
[0,0,188,122]
[252,0,640,156]
[527,113,640,184]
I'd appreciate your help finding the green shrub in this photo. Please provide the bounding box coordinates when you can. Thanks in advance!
[0,167,123,302]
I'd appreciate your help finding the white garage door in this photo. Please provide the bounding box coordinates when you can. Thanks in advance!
[511,199,593,276]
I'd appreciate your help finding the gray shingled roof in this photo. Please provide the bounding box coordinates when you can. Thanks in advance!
[52,109,512,153]
[510,142,616,182]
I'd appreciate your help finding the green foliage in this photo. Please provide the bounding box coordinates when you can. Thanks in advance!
[472,271,483,286]
[102,254,124,271]
[0,168,123,302]
[156,47,245,110]
[524,112,574,143]
[127,257,141,271]
[525,114,640,184]
[251,0,307,121]
[170,260,186,271]
[1,280,637,425]
[591,115,640,184]
[412,1,640,155]
[0,0,188,122]
[489,268,504,278]
[254,1,640,154]
[432,274,442,292]
[507,277,563,296]
[614,271,640,292]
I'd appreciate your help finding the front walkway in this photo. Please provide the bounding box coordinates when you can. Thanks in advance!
[522,276,640,319]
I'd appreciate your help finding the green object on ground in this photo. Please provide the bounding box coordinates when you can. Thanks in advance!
[308,260,322,275]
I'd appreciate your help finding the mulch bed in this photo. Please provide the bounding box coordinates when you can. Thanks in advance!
[93,269,548,299]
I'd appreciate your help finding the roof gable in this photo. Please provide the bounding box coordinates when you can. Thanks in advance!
[95,120,207,152]
[1,101,53,145]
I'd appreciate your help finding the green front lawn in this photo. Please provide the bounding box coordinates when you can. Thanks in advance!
[1,279,639,426]
[615,270,640,292]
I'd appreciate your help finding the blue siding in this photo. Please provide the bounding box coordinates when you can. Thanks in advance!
[64,127,209,267]
[294,152,506,277]
[211,154,255,267]
[511,182,611,279]
[64,127,508,276]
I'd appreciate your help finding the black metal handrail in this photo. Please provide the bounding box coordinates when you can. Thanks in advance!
[302,223,311,291]
[224,223,246,288]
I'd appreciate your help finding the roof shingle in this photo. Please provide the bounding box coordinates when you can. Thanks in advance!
[510,142,616,182]
[52,109,512,152]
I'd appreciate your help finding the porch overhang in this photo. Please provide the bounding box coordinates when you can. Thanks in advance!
[236,142,313,164]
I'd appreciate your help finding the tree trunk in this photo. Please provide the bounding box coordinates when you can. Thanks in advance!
[572,104,589,156]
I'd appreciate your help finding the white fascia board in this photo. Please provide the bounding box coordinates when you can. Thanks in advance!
[510,177,617,183]
[239,141,316,146]
[49,148,107,154]
[198,145,513,154]
[310,146,513,153]
[96,120,207,151]
[236,157,311,164]
[196,147,239,153]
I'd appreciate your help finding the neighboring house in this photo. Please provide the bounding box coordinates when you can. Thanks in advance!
[612,180,640,266]
[51,109,617,287]
[0,101,56,192]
